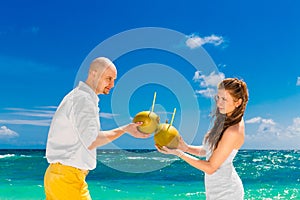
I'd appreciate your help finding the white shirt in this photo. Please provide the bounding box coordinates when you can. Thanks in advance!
[46,81,100,170]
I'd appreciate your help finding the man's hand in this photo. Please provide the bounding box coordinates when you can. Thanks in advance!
[120,122,151,139]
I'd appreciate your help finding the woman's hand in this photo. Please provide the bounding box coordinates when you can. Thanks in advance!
[177,136,189,152]
[155,145,183,157]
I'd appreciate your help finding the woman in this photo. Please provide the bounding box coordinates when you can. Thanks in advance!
[157,78,249,200]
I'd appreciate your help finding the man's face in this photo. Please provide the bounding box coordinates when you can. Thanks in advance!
[95,67,117,95]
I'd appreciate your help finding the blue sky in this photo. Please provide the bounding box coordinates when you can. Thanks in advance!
[0,0,299,149]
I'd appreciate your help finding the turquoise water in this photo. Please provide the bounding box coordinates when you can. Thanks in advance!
[0,149,299,200]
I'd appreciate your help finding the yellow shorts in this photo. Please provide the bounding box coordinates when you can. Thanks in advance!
[44,163,91,200]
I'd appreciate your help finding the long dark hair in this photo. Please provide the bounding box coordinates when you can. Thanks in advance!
[205,78,249,150]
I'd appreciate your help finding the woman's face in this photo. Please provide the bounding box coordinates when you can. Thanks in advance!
[215,89,240,115]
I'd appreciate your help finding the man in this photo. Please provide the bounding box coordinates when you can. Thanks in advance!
[44,57,149,199]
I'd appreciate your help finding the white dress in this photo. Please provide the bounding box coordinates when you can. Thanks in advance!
[203,142,244,200]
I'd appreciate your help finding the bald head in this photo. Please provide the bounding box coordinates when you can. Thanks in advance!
[85,57,117,95]
[89,57,116,74]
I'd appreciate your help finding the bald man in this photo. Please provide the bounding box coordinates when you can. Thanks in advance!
[44,57,149,200]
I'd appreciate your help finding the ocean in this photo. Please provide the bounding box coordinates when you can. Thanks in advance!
[0,149,299,200]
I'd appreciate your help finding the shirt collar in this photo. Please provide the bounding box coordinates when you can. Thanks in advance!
[78,81,99,104]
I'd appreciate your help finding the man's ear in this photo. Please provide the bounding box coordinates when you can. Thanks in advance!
[92,70,97,77]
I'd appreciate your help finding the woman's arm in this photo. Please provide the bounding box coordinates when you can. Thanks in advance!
[177,136,206,157]
[184,145,206,157]
[157,126,242,174]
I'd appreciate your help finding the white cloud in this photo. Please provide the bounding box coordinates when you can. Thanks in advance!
[11,112,54,118]
[6,107,55,118]
[204,71,224,87]
[247,117,275,125]
[296,77,300,86]
[0,126,19,139]
[6,107,56,113]
[245,117,262,124]
[35,106,58,109]
[0,119,51,126]
[0,107,56,126]
[193,70,202,81]
[257,119,278,136]
[286,117,300,136]
[193,71,225,87]
[195,88,216,98]
[246,117,278,136]
[186,34,224,49]
[1,107,119,125]
[193,71,225,98]
[244,116,300,149]
[100,113,119,119]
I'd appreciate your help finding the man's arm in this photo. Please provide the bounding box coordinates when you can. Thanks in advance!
[88,128,125,150]
[88,122,149,150]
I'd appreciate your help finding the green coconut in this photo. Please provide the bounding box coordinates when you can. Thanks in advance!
[154,123,180,149]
